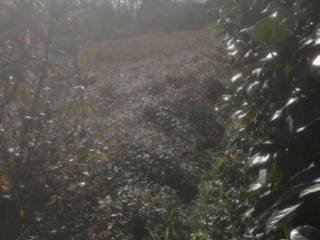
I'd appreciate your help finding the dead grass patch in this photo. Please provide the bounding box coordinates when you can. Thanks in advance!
[80,26,216,67]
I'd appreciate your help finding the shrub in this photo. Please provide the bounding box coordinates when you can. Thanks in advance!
[210,0,320,239]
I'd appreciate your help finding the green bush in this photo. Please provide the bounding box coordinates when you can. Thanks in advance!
[211,0,320,239]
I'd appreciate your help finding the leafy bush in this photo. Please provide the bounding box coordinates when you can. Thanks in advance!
[211,0,320,239]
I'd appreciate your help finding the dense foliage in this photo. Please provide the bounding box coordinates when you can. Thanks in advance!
[211,0,320,239]
[3,0,320,240]
[0,1,224,240]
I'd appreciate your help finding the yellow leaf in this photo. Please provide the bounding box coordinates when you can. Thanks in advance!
[99,152,109,161]
[0,175,10,193]
[67,101,96,120]
[25,34,31,45]
[88,151,109,161]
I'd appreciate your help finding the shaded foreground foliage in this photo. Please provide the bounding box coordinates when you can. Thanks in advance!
[208,0,320,239]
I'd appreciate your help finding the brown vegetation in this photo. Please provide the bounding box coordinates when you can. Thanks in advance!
[80,27,220,67]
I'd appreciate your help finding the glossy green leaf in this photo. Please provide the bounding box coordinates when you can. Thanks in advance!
[252,17,293,45]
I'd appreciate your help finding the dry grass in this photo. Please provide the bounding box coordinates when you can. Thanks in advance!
[80,26,217,67]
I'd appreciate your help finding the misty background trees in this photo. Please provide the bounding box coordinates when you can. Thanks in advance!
[0,0,211,39]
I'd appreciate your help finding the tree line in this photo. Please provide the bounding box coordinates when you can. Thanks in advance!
[0,0,211,42]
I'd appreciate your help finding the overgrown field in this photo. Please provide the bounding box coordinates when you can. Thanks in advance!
[3,1,320,239]
[0,24,230,239]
